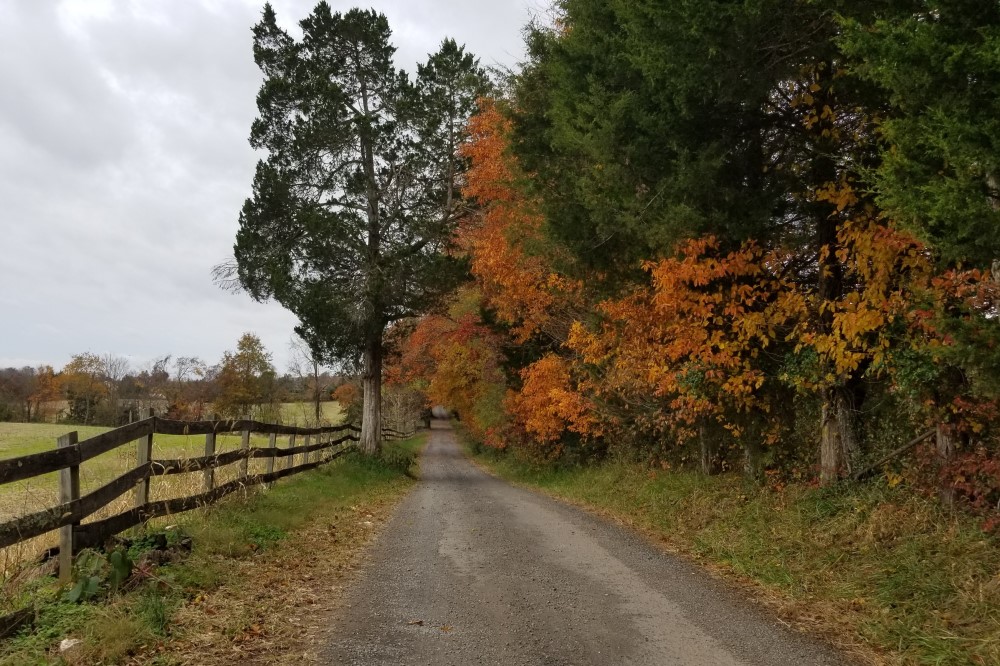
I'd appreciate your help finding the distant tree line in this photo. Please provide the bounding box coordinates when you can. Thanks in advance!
[0,333,349,427]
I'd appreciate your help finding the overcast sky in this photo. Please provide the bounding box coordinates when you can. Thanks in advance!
[0,0,535,374]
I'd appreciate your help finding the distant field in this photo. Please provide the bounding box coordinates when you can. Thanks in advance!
[0,402,345,514]
[29,400,344,426]
[278,400,344,426]
[0,423,268,520]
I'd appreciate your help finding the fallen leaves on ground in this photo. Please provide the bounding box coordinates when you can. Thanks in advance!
[128,494,407,666]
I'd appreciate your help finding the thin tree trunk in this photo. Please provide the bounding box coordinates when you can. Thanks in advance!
[936,423,956,507]
[743,435,762,482]
[820,385,859,484]
[359,332,383,456]
[699,420,720,475]
[356,66,382,456]
[313,361,321,425]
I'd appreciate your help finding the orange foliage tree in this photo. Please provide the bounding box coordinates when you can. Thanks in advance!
[386,288,509,448]
[458,99,583,344]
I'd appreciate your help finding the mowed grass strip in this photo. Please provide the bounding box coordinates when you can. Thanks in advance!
[467,441,1000,666]
[0,434,425,666]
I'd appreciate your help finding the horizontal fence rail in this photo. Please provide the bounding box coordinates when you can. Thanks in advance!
[0,415,419,581]
[73,447,357,551]
[0,418,361,486]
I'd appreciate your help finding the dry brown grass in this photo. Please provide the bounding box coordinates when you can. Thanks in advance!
[149,497,404,666]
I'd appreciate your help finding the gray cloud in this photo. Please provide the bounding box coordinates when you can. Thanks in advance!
[0,0,531,372]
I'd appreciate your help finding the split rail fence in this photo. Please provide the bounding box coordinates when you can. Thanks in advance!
[0,413,412,581]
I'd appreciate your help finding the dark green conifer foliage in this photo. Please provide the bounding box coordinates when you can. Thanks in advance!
[510,0,815,280]
[840,1,1000,266]
[233,2,487,453]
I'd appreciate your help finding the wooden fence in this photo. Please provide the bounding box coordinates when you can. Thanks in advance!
[0,414,413,581]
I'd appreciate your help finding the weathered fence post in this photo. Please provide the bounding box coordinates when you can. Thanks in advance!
[203,431,216,492]
[239,428,251,479]
[265,432,277,485]
[135,408,154,508]
[57,431,79,583]
[303,434,312,464]
[287,434,296,469]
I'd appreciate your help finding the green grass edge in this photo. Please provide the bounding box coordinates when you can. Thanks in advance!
[464,436,1000,666]
[0,433,426,666]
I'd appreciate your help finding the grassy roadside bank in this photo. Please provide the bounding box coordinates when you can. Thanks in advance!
[467,440,1000,666]
[1,434,425,666]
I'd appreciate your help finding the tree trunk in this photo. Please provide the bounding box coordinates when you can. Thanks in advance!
[699,421,720,475]
[936,422,956,507]
[359,332,383,456]
[820,385,860,484]
[313,372,323,427]
[313,361,321,425]
[743,437,762,482]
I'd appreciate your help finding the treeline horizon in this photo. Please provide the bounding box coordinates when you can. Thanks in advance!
[0,333,350,427]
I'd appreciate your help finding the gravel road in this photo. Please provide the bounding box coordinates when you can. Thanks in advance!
[322,422,850,665]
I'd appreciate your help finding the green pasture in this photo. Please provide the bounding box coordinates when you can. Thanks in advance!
[277,400,343,426]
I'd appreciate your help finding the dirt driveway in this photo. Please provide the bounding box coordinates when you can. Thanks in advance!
[323,422,849,665]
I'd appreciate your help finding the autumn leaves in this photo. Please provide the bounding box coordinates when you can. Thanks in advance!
[389,3,1000,497]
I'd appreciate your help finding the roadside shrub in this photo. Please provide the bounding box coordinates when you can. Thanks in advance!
[377,446,418,477]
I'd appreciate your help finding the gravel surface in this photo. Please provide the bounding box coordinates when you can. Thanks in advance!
[322,422,851,665]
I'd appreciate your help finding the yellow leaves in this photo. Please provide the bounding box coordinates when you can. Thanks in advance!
[794,219,936,385]
[814,177,858,212]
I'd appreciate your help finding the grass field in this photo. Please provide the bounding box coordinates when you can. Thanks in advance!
[0,402,345,501]
[277,400,343,426]
[0,423,267,518]
[15,400,344,429]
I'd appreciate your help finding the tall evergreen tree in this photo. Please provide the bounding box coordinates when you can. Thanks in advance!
[510,0,801,280]
[840,1,1000,267]
[232,3,487,453]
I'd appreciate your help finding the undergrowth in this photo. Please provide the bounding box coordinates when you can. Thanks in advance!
[0,436,424,665]
[469,440,1000,666]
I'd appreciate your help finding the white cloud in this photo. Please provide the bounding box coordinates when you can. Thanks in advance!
[0,0,530,371]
